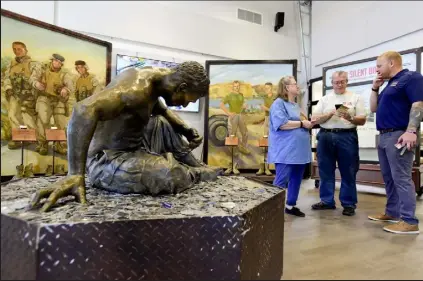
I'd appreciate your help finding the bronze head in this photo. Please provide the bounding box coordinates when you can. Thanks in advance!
[160,61,210,107]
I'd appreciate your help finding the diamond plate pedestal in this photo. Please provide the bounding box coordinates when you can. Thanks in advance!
[1,176,285,280]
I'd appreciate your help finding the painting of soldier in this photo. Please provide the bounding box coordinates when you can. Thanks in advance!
[261,82,275,137]
[204,61,297,171]
[35,53,74,156]
[1,10,111,177]
[3,41,40,150]
[74,60,101,102]
[220,80,250,155]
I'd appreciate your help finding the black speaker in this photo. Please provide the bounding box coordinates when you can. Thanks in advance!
[274,12,285,32]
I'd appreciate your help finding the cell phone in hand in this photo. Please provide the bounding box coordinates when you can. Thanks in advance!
[394,143,403,149]
[395,143,407,155]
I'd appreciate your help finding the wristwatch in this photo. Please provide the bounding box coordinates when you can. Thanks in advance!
[407,130,417,134]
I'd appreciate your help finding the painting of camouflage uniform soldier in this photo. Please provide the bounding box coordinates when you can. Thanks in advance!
[3,41,41,150]
[34,54,74,155]
[256,82,275,175]
[74,60,100,102]
[261,82,275,136]
[1,9,111,177]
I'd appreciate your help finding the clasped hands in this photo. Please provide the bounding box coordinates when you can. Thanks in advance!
[301,119,314,129]
[184,127,203,149]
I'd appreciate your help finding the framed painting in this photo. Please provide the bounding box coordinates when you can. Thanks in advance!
[116,54,200,113]
[1,9,112,177]
[203,60,297,171]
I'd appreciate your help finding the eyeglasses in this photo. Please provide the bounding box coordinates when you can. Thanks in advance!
[332,80,347,86]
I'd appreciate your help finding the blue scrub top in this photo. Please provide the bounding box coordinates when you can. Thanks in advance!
[267,98,311,165]
[376,69,423,130]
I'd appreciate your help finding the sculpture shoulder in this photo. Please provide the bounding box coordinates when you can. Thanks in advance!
[102,67,169,107]
[109,67,169,89]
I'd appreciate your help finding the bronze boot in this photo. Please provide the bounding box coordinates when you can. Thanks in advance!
[45,165,53,176]
[23,163,35,178]
[264,163,273,176]
[256,163,265,175]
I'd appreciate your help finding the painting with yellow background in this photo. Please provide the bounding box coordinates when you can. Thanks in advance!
[204,61,297,171]
[1,10,111,177]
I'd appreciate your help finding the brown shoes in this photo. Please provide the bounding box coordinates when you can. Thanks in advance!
[383,221,419,235]
[368,214,400,223]
[368,214,419,235]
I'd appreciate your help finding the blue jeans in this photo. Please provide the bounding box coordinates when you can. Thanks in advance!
[378,130,419,225]
[316,131,359,208]
[273,163,306,206]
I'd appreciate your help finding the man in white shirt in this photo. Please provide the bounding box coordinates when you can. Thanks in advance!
[311,71,367,216]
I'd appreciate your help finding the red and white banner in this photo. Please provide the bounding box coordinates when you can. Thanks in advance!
[325,53,417,86]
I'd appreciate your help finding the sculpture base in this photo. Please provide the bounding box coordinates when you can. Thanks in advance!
[1,176,285,280]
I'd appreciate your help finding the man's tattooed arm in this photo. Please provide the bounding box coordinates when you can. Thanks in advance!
[407,101,423,132]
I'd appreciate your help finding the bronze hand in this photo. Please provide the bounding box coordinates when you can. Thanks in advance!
[30,175,86,212]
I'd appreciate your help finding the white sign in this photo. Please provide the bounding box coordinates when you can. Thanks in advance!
[325,53,417,86]
[311,80,323,102]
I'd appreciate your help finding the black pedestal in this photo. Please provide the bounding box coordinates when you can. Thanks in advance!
[1,176,285,280]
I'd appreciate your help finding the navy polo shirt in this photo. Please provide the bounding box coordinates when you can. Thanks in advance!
[376,69,423,131]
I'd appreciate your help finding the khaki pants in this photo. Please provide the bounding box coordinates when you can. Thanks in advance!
[263,116,269,136]
[36,95,68,142]
[8,96,37,130]
[228,114,248,147]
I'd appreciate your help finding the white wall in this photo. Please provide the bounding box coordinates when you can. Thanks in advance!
[2,0,305,160]
[1,1,55,24]
[311,1,423,78]
[62,1,301,61]
[1,1,302,62]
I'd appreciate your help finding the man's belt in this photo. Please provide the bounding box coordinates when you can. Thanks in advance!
[320,128,357,133]
[379,128,406,134]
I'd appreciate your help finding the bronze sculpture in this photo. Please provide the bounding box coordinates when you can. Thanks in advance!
[30,62,221,212]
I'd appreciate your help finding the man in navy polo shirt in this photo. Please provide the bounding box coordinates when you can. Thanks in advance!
[369,51,423,235]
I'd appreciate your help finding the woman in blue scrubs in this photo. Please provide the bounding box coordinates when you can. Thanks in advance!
[268,76,313,217]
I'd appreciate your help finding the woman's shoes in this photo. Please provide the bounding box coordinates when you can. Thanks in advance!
[285,206,305,217]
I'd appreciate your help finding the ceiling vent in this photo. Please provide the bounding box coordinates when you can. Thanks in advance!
[237,8,262,25]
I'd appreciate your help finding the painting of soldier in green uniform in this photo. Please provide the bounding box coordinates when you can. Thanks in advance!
[1,10,111,177]
[204,61,297,171]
